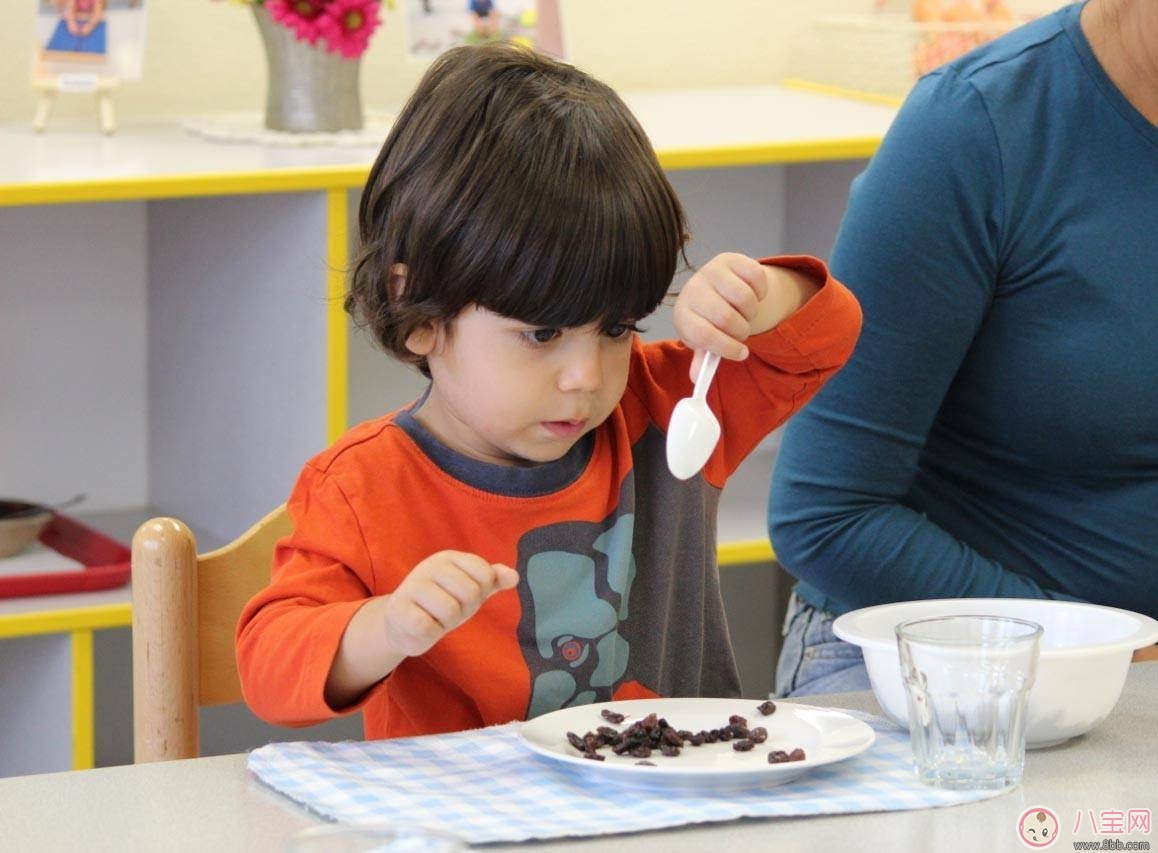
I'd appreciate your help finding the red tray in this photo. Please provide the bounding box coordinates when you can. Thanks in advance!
[0,514,130,599]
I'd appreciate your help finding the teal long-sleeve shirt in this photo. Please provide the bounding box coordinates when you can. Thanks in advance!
[769,2,1158,620]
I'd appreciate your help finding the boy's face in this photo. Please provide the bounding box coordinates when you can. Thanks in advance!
[410,305,636,466]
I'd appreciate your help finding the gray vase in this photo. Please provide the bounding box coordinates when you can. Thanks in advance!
[252,5,364,133]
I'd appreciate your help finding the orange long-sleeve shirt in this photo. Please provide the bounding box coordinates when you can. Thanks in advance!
[236,256,861,739]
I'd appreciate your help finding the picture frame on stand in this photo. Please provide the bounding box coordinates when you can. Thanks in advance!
[404,0,566,61]
[31,0,149,134]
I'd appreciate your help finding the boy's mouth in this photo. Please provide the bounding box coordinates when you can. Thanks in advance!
[541,419,587,438]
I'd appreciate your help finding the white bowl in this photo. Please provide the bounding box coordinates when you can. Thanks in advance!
[833,598,1158,748]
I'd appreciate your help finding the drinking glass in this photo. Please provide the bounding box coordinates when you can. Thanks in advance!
[896,614,1042,790]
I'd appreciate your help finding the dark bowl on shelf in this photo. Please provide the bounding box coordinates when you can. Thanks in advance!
[0,500,54,559]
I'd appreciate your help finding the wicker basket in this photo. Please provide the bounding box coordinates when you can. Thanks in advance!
[788,12,1025,100]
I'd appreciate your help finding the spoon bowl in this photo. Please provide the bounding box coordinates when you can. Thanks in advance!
[666,352,721,480]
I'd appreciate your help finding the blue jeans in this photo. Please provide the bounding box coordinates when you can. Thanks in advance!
[774,593,870,698]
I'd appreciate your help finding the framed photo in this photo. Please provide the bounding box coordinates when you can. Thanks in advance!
[33,0,148,81]
[404,0,566,61]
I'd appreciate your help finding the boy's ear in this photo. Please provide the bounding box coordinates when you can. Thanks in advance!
[405,321,439,357]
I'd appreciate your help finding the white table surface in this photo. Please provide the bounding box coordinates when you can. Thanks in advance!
[0,84,897,194]
[2,664,1154,853]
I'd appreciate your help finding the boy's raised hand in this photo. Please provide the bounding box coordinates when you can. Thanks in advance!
[382,551,519,657]
[673,252,819,379]
[673,252,767,367]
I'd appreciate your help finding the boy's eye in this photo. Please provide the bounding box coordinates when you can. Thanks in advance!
[604,323,641,339]
[524,328,561,345]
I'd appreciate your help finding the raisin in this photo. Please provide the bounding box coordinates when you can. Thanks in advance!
[571,707,806,769]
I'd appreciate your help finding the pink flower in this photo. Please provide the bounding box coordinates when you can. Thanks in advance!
[316,0,381,59]
[267,0,328,46]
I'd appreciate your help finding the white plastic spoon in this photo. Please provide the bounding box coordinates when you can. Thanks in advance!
[665,351,721,480]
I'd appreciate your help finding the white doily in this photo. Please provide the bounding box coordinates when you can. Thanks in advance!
[181,110,394,147]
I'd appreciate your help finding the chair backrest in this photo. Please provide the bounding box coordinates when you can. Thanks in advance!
[131,504,290,763]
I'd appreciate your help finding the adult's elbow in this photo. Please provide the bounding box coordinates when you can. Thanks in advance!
[768,507,814,578]
[767,479,841,583]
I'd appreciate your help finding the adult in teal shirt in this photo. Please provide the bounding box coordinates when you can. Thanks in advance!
[770,0,1158,697]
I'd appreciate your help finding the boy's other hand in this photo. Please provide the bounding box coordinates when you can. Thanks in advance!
[324,551,517,710]
[383,551,519,658]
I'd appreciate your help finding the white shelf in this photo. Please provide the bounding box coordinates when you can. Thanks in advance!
[0,85,896,203]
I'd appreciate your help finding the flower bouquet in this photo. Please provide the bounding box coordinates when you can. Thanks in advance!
[250,0,385,59]
[215,0,393,132]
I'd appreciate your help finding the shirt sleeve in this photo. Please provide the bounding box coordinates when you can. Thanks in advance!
[769,70,1080,611]
[235,463,384,726]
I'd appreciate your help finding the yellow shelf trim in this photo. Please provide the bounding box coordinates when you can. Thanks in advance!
[0,165,370,208]
[717,539,776,566]
[71,630,95,770]
[657,138,882,171]
[780,77,905,108]
[326,188,350,443]
[0,603,132,638]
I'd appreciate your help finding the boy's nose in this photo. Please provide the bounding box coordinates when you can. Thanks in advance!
[557,346,604,392]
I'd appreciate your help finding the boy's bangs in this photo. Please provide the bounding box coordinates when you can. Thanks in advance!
[473,172,683,330]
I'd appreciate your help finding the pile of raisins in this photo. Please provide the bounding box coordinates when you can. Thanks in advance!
[565,701,806,765]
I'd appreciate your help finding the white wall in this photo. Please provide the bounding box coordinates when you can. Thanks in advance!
[2,0,864,127]
[0,202,148,511]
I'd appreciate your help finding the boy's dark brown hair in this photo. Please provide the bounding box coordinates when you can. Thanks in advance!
[346,43,689,376]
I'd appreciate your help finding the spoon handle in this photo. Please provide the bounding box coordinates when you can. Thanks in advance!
[1,493,87,520]
[691,351,720,403]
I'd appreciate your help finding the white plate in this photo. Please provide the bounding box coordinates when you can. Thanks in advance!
[518,698,875,791]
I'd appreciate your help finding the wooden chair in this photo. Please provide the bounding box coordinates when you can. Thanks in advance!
[130,504,290,763]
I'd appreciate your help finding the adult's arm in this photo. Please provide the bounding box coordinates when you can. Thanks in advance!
[769,70,1076,611]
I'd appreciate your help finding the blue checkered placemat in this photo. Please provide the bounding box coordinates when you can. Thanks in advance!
[247,712,1006,844]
